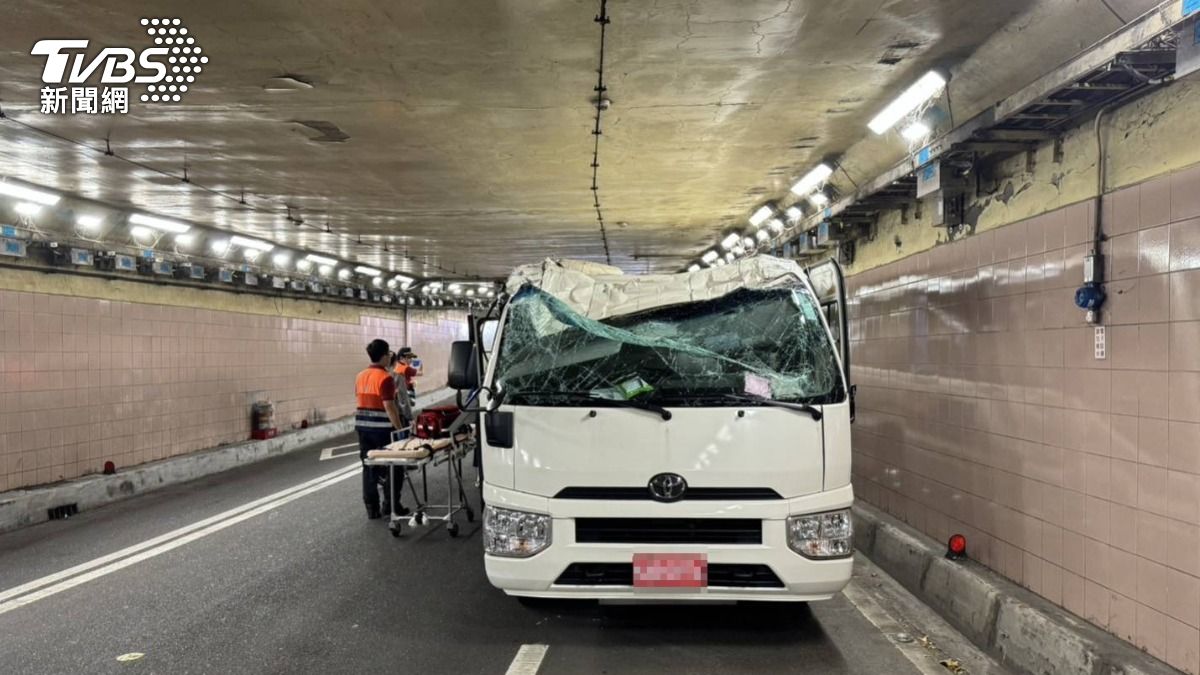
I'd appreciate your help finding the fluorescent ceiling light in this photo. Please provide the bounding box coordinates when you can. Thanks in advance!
[76,214,103,231]
[394,274,415,288]
[720,233,741,250]
[129,213,190,234]
[230,235,274,252]
[487,290,496,298]
[355,265,382,276]
[768,218,785,233]
[210,239,230,255]
[756,229,769,242]
[731,245,745,257]
[701,250,719,264]
[243,249,262,262]
[723,252,735,263]
[337,268,352,280]
[319,265,334,276]
[304,253,338,266]
[901,121,932,141]
[466,289,476,296]
[175,234,196,248]
[868,70,947,135]
[715,258,727,267]
[14,202,41,217]
[372,277,384,287]
[785,207,802,222]
[687,264,700,273]
[272,253,291,267]
[130,225,154,240]
[790,163,833,196]
[0,181,60,206]
[749,205,774,227]
[809,192,829,207]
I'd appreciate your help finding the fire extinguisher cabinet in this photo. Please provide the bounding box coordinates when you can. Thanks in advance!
[251,400,278,440]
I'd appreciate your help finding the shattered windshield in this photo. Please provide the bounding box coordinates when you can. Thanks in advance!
[493,284,844,406]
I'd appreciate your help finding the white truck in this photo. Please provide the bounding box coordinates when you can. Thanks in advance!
[447,256,855,602]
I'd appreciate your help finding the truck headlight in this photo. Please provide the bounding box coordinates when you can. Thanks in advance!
[787,509,853,559]
[484,505,552,557]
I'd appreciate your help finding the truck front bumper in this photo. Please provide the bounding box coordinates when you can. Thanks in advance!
[484,483,854,602]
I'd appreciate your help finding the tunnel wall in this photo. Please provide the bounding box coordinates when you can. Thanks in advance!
[847,78,1200,673]
[0,270,467,493]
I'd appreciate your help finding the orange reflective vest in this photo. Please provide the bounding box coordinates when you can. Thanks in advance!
[355,365,395,430]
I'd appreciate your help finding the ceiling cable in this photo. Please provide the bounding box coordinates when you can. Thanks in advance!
[590,0,613,265]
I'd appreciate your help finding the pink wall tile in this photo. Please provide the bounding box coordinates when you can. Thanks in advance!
[0,294,467,490]
[850,166,1200,663]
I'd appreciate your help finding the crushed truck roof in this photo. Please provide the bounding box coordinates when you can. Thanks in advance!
[505,256,816,321]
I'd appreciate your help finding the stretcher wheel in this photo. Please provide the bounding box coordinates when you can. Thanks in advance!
[465,507,475,523]
[416,512,428,526]
[447,522,460,537]
[389,522,402,537]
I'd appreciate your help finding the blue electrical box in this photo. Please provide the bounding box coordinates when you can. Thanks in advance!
[218,268,234,283]
[115,254,136,271]
[245,272,259,287]
[2,238,27,258]
[70,248,94,266]
[189,265,206,280]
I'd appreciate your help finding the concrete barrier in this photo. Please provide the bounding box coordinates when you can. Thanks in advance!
[854,502,1180,675]
[0,417,354,534]
[0,386,459,535]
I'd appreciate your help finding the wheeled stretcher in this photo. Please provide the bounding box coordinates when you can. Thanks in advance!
[364,424,476,537]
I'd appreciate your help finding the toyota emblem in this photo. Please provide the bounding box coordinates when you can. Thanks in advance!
[648,473,687,502]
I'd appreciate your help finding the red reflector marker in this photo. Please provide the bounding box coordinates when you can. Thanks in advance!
[947,533,967,560]
[102,461,116,475]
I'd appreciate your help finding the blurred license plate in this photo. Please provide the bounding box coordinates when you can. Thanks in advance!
[632,553,708,588]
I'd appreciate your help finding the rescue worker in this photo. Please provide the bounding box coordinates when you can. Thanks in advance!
[355,339,406,520]
[389,352,415,425]
[394,347,423,405]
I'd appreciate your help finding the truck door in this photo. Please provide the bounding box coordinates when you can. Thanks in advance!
[805,259,854,421]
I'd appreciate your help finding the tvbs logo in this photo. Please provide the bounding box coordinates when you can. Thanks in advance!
[32,17,206,115]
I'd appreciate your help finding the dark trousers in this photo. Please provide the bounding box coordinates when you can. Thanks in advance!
[358,428,402,511]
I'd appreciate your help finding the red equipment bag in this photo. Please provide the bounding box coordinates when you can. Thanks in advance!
[415,405,460,439]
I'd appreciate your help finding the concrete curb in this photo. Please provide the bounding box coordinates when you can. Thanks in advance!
[853,502,1181,675]
[0,386,459,535]
[0,418,354,535]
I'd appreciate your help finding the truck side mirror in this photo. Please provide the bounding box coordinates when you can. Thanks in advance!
[447,340,479,391]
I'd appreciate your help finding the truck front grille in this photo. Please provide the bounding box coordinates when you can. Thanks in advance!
[574,518,762,545]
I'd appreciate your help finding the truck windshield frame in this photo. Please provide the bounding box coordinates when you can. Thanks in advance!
[494,284,846,407]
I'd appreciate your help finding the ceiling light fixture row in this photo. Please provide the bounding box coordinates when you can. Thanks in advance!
[4,119,468,280]
[687,69,948,270]
[0,178,447,297]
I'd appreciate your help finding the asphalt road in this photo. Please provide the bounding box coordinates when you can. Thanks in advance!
[0,432,1007,675]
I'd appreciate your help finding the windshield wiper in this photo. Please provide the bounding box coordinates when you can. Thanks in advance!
[507,390,672,421]
[722,394,823,421]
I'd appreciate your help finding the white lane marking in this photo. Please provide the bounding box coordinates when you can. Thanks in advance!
[505,644,548,675]
[0,463,360,605]
[319,443,360,461]
[841,579,946,675]
[0,467,358,616]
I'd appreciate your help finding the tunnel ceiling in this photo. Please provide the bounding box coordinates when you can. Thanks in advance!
[0,0,1157,278]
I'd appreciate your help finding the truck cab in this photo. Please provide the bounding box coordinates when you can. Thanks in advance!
[450,256,854,602]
